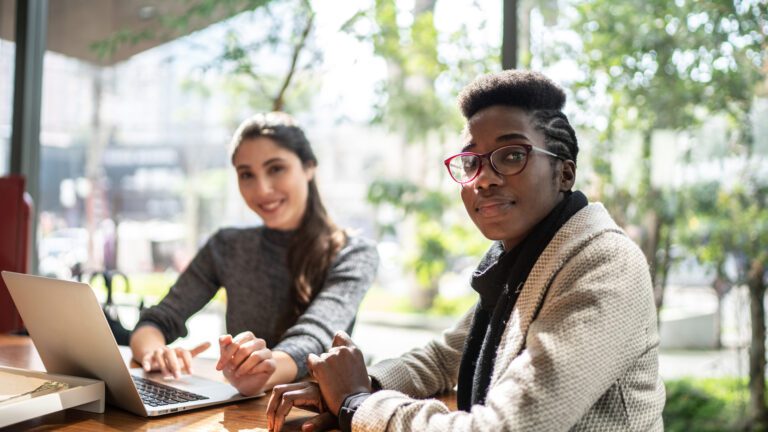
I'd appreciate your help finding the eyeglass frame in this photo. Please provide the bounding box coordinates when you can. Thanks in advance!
[443,143,566,184]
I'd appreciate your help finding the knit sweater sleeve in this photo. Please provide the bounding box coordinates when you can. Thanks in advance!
[135,233,222,343]
[274,235,379,379]
[352,232,658,431]
[366,306,472,398]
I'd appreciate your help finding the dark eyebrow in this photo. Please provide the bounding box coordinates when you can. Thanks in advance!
[235,157,285,171]
[262,157,284,167]
[497,133,531,143]
[461,133,530,152]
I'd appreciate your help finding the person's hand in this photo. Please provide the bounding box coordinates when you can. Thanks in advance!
[266,382,337,432]
[217,331,276,396]
[307,331,371,416]
[140,342,211,380]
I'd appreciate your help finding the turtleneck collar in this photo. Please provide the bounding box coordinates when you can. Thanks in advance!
[262,226,296,247]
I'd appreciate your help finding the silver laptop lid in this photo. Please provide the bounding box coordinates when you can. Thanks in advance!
[2,271,146,415]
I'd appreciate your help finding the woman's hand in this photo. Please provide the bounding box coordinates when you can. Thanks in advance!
[266,381,337,432]
[217,331,277,396]
[307,331,371,416]
[140,342,211,380]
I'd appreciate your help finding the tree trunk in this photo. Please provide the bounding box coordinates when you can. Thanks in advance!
[502,0,518,69]
[713,275,730,350]
[748,258,767,430]
[656,223,673,313]
[637,129,668,315]
[413,281,439,312]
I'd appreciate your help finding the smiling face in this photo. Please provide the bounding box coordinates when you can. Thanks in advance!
[460,105,576,250]
[233,137,316,231]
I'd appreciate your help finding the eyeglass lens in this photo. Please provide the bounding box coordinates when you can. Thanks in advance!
[448,146,528,182]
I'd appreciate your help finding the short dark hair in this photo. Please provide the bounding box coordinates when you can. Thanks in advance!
[457,70,579,164]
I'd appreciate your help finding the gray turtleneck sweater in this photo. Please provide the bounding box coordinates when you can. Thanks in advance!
[136,226,379,379]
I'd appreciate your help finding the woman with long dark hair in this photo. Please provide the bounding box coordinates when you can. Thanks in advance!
[129,112,379,395]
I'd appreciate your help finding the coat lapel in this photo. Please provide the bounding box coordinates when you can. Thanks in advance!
[489,203,625,386]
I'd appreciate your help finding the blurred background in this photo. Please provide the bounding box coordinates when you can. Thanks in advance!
[1,0,766,430]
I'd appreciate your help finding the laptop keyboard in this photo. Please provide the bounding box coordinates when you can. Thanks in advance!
[132,376,209,407]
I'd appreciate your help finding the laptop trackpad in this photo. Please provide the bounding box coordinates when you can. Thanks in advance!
[136,372,236,395]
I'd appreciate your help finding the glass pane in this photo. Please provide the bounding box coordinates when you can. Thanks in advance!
[0,0,14,176]
[36,2,267,335]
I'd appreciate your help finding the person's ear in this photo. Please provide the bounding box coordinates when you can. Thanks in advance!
[560,160,576,191]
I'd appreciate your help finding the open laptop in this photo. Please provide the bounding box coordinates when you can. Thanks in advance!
[2,271,261,416]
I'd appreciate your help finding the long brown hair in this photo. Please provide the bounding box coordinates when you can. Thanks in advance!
[230,112,346,315]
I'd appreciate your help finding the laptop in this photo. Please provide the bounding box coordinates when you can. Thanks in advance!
[1,271,261,416]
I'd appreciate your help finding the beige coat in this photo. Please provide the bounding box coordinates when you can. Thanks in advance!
[354,204,665,431]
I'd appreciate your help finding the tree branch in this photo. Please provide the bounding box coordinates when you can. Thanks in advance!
[272,5,314,111]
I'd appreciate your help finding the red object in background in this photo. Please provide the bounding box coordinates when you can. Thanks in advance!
[0,175,32,333]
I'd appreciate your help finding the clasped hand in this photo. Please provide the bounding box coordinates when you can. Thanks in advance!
[266,331,371,432]
[216,331,277,396]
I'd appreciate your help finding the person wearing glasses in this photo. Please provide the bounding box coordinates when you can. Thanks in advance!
[266,70,665,431]
[129,112,379,396]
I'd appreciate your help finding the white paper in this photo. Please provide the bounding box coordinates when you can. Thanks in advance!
[0,371,69,405]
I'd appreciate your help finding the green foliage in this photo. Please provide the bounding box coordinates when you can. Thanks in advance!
[342,0,498,143]
[570,0,767,192]
[92,0,318,114]
[90,0,275,62]
[567,0,767,301]
[351,1,499,310]
[359,284,476,317]
[366,178,489,310]
[677,178,768,282]
[89,271,226,304]
[664,377,749,432]
[428,291,478,317]
[574,0,766,131]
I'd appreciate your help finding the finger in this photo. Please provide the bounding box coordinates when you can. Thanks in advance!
[236,348,272,377]
[276,389,324,432]
[231,340,258,367]
[302,412,336,432]
[190,341,211,357]
[179,348,194,375]
[164,348,182,379]
[267,383,313,430]
[142,352,154,372]
[232,338,266,368]
[273,392,296,432]
[247,357,276,377]
[217,335,234,370]
[332,331,354,348]
[154,351,170,378]
[233,330,256,344]
[306,353,321,371]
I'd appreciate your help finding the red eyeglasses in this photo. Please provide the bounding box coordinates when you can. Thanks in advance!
[443,144,564,184]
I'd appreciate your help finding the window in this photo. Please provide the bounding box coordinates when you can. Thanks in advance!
[0,0,14,176]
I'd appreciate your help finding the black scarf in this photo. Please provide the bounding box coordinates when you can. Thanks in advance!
[456,190,588,411]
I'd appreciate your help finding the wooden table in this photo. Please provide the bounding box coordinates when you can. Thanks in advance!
[0,335,457,431]
[0,335,318,431]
